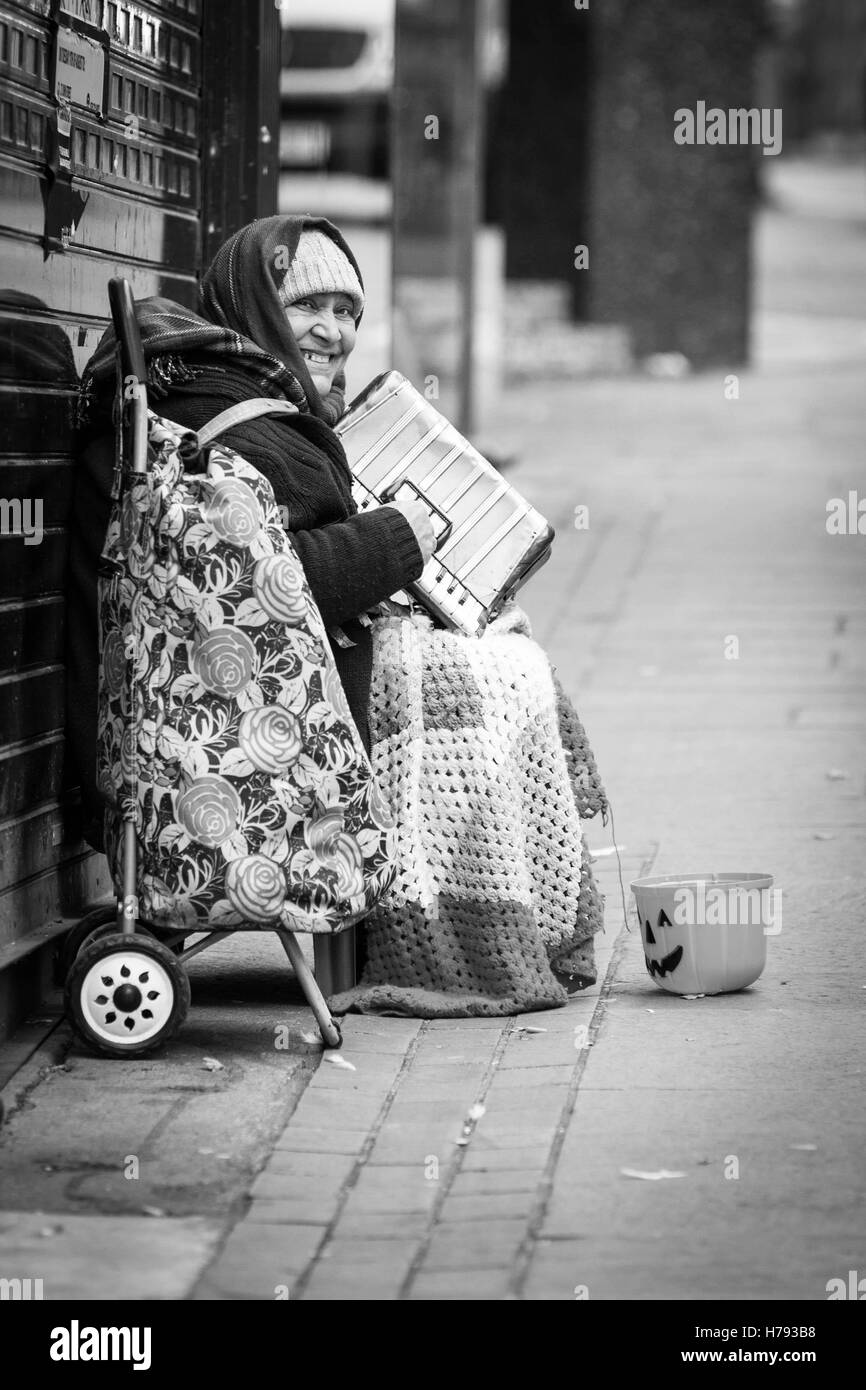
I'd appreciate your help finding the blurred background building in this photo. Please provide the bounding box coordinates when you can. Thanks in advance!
[771,0,866,145]
[279,0,865,428]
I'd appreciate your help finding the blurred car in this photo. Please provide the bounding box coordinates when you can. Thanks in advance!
[278,0,395,180]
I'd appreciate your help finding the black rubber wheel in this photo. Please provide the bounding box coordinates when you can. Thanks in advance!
[65,931,190,1058]
[56,905,118,984]
[57,912,185,985]
[78,922,186,965]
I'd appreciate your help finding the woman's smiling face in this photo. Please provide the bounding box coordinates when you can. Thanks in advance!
[283,291,358,396]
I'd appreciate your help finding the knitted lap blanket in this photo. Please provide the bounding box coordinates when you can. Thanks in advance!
[329,605,608,1019]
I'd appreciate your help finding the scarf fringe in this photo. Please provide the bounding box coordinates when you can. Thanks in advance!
[146,353,203,398]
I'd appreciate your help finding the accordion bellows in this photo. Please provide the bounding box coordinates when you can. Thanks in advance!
[336,371,554,636]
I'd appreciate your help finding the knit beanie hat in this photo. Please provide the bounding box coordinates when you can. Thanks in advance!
[277,228,365,321]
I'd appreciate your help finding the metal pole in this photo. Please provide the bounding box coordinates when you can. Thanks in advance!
[456,0,482,437]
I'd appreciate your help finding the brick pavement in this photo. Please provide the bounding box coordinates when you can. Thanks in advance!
[195,1003,608,1300]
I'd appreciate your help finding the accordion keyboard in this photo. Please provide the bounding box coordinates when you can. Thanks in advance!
[338,373,553,636]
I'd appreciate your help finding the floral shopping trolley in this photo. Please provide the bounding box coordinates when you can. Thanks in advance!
[63,280,398,1056]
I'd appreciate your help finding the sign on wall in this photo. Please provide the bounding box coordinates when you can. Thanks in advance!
[43,4,109,254]
[52,24,108,117]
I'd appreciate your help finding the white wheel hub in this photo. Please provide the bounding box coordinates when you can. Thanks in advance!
[78,948,176,1045]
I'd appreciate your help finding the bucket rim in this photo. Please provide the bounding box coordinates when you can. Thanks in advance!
[630,872,774,893]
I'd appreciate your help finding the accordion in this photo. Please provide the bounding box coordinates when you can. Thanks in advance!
[336,371,554,637]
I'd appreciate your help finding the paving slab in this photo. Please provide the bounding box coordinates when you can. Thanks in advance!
[408,1268,514,1300]
[339,1165,440,1215]
[436,1191,536,1223]
[0,1210,222,1300]
[272,1127,369,1155]
[330,1210,429,1240]
[263,1150,357,1179]
[194,1222,324,1300]
[420,1218,528,1272]
[460,1144,552,1172]
[245,1197,336,1225]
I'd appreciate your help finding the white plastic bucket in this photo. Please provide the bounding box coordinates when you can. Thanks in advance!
[630,872,774,996]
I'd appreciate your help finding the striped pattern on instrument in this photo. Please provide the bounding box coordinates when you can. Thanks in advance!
[336,372,554,637]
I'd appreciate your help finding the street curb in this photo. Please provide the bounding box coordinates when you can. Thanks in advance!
[0,1018,72,1130]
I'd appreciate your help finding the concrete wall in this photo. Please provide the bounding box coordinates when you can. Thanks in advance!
[492,0,763,369]
[587,0,763,367]
[781,0,866,143]
[489,0,593,320]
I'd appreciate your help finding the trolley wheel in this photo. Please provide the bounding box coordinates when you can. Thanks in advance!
[64,932,190,1058]
[76,922,180,965]
[56,905,118,983]
[321,1017,343,1050]
[58,914,185,984]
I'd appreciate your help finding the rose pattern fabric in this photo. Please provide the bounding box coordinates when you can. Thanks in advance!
[97,412,397,932]
[225,855,287,921]
[205,479,262,547]
[238,707,303,774]
[192,627,256,696]
[253,555,308,626]
[176,776,241,847]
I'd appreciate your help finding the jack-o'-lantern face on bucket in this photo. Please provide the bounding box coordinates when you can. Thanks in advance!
[643,910,683,982]
[631,873,773,996]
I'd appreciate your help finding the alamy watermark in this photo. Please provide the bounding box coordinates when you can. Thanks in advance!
[0,497,43,545]
[674,102,782,157]
[826,491,865,535]
[1,1276,44,1299]
[50,1321,151,1370]
[826,1270,866,1299]
[673,883,781,935]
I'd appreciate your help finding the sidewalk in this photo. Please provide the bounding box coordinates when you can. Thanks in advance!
[1,157,864,1301]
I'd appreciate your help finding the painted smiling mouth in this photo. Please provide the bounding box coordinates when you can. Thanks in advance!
[643,910,683,978]
[645,945,684,978]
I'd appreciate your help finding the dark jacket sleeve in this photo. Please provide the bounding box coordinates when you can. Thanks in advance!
[158,381,425,628]
[287,508,423,629]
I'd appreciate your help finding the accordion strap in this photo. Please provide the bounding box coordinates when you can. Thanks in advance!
[197,397,299,447]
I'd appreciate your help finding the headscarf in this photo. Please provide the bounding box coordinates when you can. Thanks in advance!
[199,214,365,426]
[79,214,365,428]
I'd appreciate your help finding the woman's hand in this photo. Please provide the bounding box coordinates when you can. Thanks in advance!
[390,498,437,566]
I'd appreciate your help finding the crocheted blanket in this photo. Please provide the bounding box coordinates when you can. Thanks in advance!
[329,605,608,1018]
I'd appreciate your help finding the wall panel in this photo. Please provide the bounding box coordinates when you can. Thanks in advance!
[0,0,202,1002]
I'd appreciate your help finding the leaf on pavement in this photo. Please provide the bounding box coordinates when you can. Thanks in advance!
[620,1167,687,1181]
[323,1052,356,1070]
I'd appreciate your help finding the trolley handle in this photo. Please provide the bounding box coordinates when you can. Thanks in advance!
[108,277,147,388]
[108,276,149,480]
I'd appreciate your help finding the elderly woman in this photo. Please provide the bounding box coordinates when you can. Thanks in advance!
[68,215,606,1018]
